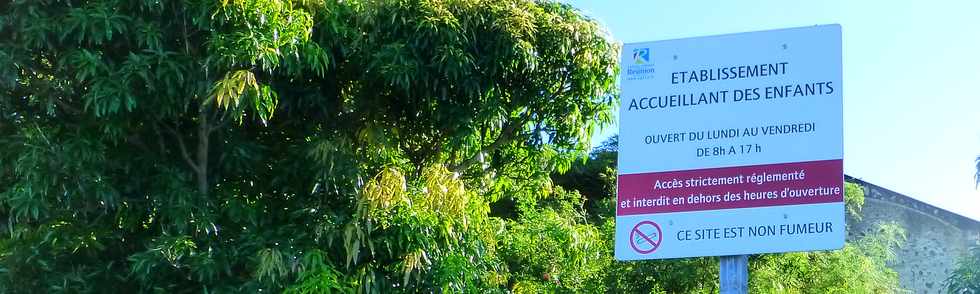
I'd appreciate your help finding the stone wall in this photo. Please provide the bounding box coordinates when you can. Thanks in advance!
[846,176,980,294]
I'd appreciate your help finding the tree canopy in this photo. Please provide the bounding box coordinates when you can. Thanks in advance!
[1,0,615,292]
[946,245,980,293]
[974,155,979,188]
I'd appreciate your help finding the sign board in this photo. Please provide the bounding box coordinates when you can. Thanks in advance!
[615,25,844,260]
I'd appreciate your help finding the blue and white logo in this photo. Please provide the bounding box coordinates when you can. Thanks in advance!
[633,48,650,65]
[626,47,655,80]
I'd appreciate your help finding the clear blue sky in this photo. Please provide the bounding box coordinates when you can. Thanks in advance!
[566,0,980,220]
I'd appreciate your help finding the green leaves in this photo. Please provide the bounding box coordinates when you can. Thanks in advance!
[501,198,609,292]
[974,155,980,188]
[1,0,619,292]
[210,0,316,72]
[82,77,136,117]
[356,167,408,221]
[749,222,906,293]
[256,248,289,285]
[61,2,131,45]
[285,253,352,294]
[3,183,49,223]
[67,49,105,82]
[212,70,259,109]
[946,245,980,293]
[844,182,866,220]
[209,69,280,123]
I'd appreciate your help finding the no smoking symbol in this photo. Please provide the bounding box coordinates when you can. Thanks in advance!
[630,221,663,254]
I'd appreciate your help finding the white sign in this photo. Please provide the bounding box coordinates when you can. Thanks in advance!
[616,25,844,260]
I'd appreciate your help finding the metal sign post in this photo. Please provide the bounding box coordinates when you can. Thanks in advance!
[719,255,748,294]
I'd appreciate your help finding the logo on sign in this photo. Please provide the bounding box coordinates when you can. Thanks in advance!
[632,48,650,64]
[625,47,655,80]
[629,220,663,254]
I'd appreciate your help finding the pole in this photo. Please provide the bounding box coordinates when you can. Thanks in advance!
[719,255,748,294]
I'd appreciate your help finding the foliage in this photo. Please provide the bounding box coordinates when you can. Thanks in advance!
[0,0,616,292]
[749,222,905,293]
[947,245,980,293]
[552,135,617,224]
[501,187,609,293]
[975,155,980,188]
[844,179,866,221]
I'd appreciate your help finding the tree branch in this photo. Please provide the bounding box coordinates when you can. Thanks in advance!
[150,124,168,156]
[450,56,577,174]
[125,133,154,156]
[450,112,530,173]
[52,98,82,115]
[195,107,210,196]
[208,105,232,135]
[159,122,201,175]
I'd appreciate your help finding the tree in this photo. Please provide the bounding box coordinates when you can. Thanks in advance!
[551,135,616,224]
[975,155,979,188]
[748,222,905,293]
[0,0,617,292]
[946,245,980,293]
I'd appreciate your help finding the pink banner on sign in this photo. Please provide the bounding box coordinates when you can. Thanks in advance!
[617,159,843,216]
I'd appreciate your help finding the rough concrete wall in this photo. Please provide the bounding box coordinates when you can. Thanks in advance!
[846,177,980,294]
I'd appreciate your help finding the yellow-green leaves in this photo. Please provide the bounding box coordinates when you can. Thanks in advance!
[341,163,492,288]
[209,69,279,122]
[211,70,259,110]
[211,0,316,72]
[344,167,408,267]
[2,0,622,292]
[844,182,866,220]
[357,167,408,221]
[256,248,289,285]
[401,249,430,286]
[418,165,469,226]
[750,222,906,293]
